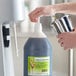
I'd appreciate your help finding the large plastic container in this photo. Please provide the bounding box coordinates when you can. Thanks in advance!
[24,22,52,76]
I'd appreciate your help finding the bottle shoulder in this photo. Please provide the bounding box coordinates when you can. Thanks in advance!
[24,37,52,56]
[29,32,47,38]
[24,37,52,49]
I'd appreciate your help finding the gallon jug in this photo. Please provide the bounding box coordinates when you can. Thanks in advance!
[24,21,52,76]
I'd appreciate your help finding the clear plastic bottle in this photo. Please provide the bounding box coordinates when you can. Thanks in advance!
[24,22,52,76]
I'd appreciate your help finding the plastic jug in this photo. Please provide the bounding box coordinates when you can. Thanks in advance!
[24,21,52,76]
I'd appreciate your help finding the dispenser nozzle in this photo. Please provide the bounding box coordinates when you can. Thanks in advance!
[34,17,42,32]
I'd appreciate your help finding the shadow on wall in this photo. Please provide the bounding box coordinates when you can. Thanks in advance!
[40,16,51,32]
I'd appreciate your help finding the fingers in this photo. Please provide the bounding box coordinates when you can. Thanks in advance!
[29,8,43,22]
[57,33,70,50]
[57,33,65,38]
[58,37,63,43]
[57,33,64,46]
[58,40,67,50]
[57,33,66,50]
[58,38,64,47]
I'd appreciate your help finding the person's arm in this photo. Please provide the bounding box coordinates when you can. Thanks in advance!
[29,2,76,22]
[52,2,76,15]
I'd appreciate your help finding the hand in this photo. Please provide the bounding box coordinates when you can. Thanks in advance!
[29,5,55,22]
[57,31,76,50]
